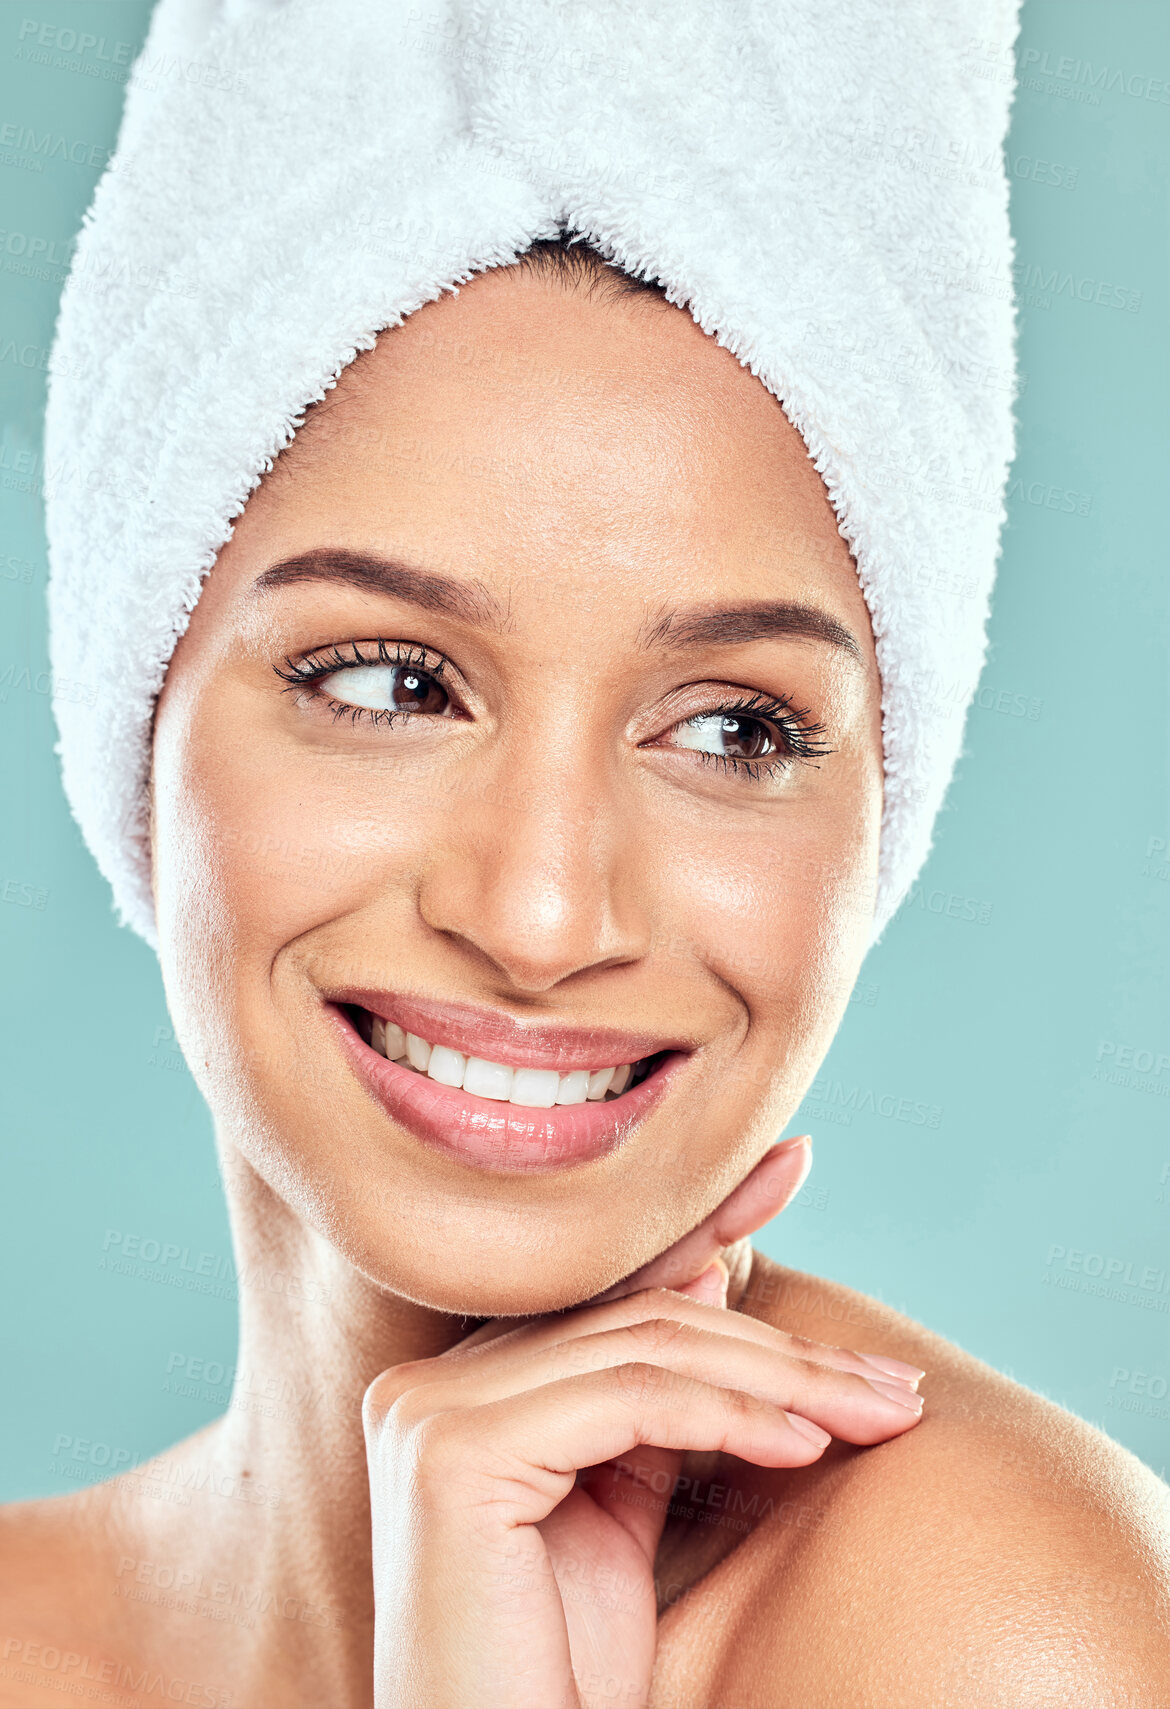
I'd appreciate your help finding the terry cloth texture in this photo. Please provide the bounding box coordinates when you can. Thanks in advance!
[45,0,1021,950]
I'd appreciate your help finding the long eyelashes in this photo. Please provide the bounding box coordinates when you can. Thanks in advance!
[274,639,454,729]
[275,638,447,688]
[273,642,835,781]
[687,689,834,778]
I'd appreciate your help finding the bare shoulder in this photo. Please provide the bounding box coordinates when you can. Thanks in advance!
[718,1254,1170,1706]
[0,1479,107,1597]
[0,1484,123,1705]
[0,1437,223,1708]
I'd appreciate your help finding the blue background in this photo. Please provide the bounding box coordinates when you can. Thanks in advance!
[2,1,1167,1499]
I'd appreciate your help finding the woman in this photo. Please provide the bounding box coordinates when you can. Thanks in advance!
[6,1,1170,1704]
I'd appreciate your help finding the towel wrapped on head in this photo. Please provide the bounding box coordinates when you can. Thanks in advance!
[44,0,1021,948]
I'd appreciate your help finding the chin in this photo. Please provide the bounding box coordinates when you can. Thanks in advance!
[337,1218,632,1321]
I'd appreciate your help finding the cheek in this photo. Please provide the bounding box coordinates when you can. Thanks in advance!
[155,717,423,962]
[151,692,440,1144]
[152,681,479,1049]
[656,769,880,1068]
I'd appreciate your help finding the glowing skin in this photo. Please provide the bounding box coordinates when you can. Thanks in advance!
[150,265,885,1319]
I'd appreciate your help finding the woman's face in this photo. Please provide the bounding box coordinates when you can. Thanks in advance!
[152,267,883,1315]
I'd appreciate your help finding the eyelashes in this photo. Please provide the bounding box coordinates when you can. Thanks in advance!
[275,640,455,728]
[676,689,833,779]
[274,640,835,781]
[275,638,448,692]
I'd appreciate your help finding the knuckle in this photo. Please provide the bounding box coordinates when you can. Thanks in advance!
[368,1400,480,1509]
[782,1348,837,1386]
[410,1412,468,1478]
[823,1364,870,1396]
[362,1361,430,1431]
[612,1359,665,1405]
[718,1381,760,1422]
[784,1333,821,1358]
[624,1315,688,1357]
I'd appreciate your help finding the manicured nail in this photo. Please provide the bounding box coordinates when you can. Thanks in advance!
[689,1257,729,1300]
[784,1411,832,1447]
[762,1135,812,1198]
[775,1133,811,1153]
[865,1377,924,1413]
[857,1351,926,1382]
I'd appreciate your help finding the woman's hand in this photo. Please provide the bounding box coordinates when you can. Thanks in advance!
[363,1138,925,1709]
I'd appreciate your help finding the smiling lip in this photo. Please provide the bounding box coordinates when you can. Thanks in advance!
[326,1002,689,1174]
[326,988,692,1072]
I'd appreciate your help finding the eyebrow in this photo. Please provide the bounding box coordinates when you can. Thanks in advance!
[251,549,507,629]
[252,548,862,660]
[639,600,862,660]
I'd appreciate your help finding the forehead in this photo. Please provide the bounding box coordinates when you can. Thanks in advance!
[227,267,868,628]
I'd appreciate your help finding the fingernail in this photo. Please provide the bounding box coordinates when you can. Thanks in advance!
[784,1412,832,1447]
[762,1136,812,1199]
[857,1351,926,1382]
[775,1133,812,1153]
[864,1377,924,1413]
[693,1256,730,1301]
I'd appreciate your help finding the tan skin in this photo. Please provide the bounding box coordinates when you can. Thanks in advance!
[2,265,1168,1707]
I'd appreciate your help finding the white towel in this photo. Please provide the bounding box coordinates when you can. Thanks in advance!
[44,0,1021,948]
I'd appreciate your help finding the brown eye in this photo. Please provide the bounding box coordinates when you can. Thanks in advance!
[319,664,451,716]
[669,711,779,761]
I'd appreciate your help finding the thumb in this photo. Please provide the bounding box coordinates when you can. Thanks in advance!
[587,1135,812,1306]
[672,1253,731,1309]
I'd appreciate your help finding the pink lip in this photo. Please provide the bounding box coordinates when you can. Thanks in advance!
[327,1004,688,1174]
[326,987,692,1072]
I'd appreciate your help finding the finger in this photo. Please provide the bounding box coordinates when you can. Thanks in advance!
[467,1318,923,1446]
[384,1308,923,1455]
[586,1136,812,1305]
[454,1140,808,1355]
[563,1255,729,1564]
[446,1284,921,1398]
[450,1253,731,1361]
[405,1366,839,1533]
[670,1255,730,1308]
[572,1439,686,1564]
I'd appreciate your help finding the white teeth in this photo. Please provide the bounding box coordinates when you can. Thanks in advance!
[405,1032,432,1072]
[464,1057,514,1101]
[427,1044,466,1088]
[509,1068,561,1108]
[555,1070,589,1105]
[367,1016,649,1104]
[608,1063,632,1096]
[586,1066,615,1100]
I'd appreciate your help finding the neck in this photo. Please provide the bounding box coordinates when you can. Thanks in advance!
[142,1146,478,1708]
[127,1146,754,1705]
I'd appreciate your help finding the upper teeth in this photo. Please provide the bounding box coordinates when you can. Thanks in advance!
[369,1018,638,1106]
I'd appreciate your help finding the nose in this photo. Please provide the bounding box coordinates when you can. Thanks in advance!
[416,755,652,996]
